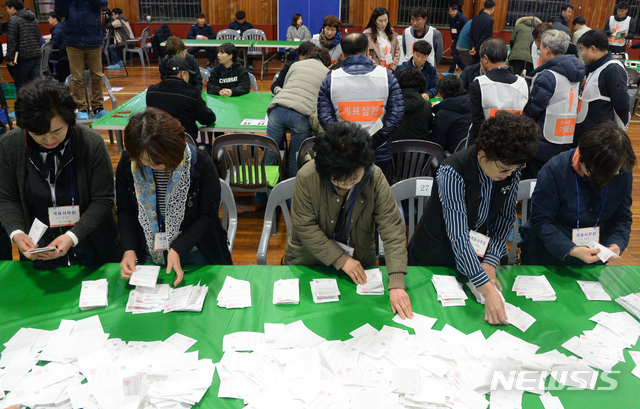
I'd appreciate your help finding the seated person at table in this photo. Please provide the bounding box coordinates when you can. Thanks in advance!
[147,56,215,140]
[408,112,539,325]
[394,40,438,99]
[228,10,254,69]
[284,122,413,319]
[0,78,119,269]
[271,41,316,95]
[286,13,311,61]
[391,67,433,141]
[520,122,634,266]
[159,36,203,90]
[206,43,251,97]
[116,108,232,286]
[432,74,471,153]
[186,13,216,67]
[313,15,344,67]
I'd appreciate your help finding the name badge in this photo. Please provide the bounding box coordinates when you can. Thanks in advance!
[572,226,600,247]
[452,28,458,34]
[48,205,80,227]
[469,230,490,258]
[334,240,354,257]
[154,232,169,251]
[385,54,393,64]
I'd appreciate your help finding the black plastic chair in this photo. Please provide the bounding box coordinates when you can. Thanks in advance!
[296,136,315,173]
[390,140,445,186]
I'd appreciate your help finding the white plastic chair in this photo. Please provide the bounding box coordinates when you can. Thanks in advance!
[508,179,536,264]
[124,26,151,68]
[242,28,268,80]
[217,29,241,40]
[40,42,54,78]
[248,72,258,92]
[256,178,295,265]
[199,66,210,89]
[219,179,238,254]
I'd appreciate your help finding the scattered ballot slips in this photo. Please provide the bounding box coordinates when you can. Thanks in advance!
[273,278,300,304]
[126,282,209,313]
[616,293,640,320]
[217,276,251,309]
[431,275,467,306]
[310,278,340,303]
[357,268,384,295]
[79,278,108,310]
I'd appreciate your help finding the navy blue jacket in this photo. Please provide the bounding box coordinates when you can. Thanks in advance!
[432,94,471,153]
[228,21,254,35]
[187,24,215,39]
[394,58,438,98]
[55,0,107,48]
[524,54,585,132]
[50,22,65,49]
[318,55,405,164]
[448,11,468,41]
[521,149,632,266]
[469,10,494,51]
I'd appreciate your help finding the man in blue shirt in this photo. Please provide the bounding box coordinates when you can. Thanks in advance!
[186,13,216,67]
[394,40,438,98]
[228,10,255,69]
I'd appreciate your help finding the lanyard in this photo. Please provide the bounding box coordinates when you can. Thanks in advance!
[332,183,358,247]
[575,173,608,229]
[580,55,613,95]
[476,181,495,235]
[51,142,75,207]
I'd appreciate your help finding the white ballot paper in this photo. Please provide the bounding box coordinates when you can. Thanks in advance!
[587,242,619,263]
[273,278,300,304]
[28,218,48,244]
[129,265,160,288]
[540,392,565,409]
[310,278,340,303]
[357,268,384,295]
[466,281,505,304]
[432,274,467,306]
[577,280,611,301]
[504,302,536,332]
[616,293,640,319]
[217,276,251,308]
[512,275,556,301]
[79,278,108,310]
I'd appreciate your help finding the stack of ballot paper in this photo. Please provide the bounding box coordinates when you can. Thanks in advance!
[432,275,467,306]
[357,268,384,295]
[561,311,640,373]
[512,275,556,301]
[0,317,214,409]
[577,280,612,301]
[310,278,340,303]
[217,276,251,308]
[273,278,300,304]
[615,293,640,319]
[126,282,209,313]
[79,278,108,310]
[129,265,160,287]
[504,302,536,332]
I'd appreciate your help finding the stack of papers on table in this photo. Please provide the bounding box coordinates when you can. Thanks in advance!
[357,268,384,295]
[577,281,611,301]
[615,293,640,319]
[432,275,467,306]
[560,311,640,373]
[79,278,108,310]
[129,265,160,287]
[512,275,556,301]
[126,282,209,313]
[0,318,214,409]
[504,302,536,332]
[273,278,299,304]
[310,278,340,303]
[217,276,251,309]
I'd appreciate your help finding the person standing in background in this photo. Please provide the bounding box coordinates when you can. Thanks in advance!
[448,5,468,73]
[604,2,635,54]
[469,0,495,64]
[572,16,591,59]
[402,7,443,67]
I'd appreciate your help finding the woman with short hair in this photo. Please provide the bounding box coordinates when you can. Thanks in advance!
[286,13,311,61]
[116,108,232,286]
[521,122,635,265]
[313,15,344,66]
[0,77,119,268]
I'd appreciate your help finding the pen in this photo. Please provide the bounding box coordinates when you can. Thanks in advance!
[111,114,128,117]
[120,110,132,113]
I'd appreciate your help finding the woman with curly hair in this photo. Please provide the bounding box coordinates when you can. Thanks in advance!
[408,112,539,325]
[314,15,343,66]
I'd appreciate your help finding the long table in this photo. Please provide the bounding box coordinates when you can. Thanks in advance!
[90,91,272,153]
[1,262,640,408]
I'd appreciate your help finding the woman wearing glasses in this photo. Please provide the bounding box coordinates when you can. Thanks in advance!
[408,112,539,325]
[520,122,635,266]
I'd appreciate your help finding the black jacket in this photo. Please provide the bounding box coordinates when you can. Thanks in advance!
[187,23,215,39]
[460,63,482,91]
[146,76,216,140]
[408,145,513,267]
[432,94,472,153]
[55,0,107,48]
[159,53,203,90]
[6,9,42,62]
[116,147,232,265]
[469,10,494,51]
[271,60,295,94]
[392,88,432,141]
[206,61,251,96]
[151,24,173,58]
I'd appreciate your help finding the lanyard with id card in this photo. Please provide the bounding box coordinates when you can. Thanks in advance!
[572,173,607,247]
[469,181,495,258]
[333,183,357,258]
[48,153,80,227]
[154,208,170,251]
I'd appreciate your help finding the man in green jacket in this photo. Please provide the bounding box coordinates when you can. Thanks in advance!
[284,122,413,319]
[509,16,541,76]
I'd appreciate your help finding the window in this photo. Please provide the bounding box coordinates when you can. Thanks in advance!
[397,0,451,28]
[33,0,55,22]
[138,0,201,22]
[505,0,565,30]
[340,0,350,26]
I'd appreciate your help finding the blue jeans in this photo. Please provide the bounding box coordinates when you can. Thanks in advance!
[109,44,124,64]
[11,58,41,93]
[266,105,312,177]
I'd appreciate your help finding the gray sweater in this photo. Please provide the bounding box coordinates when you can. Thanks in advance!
[0,124,115,243]
[286,25,311,42]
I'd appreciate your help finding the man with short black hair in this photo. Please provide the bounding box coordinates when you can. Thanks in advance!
[186,12,216,67]
[146,56,216,141]
[469,1,495,64]
[401,7,443,67]
[604,1,635,54]
[572,16,591,58]
[559,3,573,26]
[5,0,42,92]
[448,5,468,73]
[106,8,133,70]
[575,29,629,145]
[228,11,255,69]
[394,40,438,98]
[468,37,529,144]
[48,11,69,82]
[317,33,404,180]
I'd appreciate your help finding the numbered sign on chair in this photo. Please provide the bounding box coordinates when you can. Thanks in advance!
[415,179,433,196]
